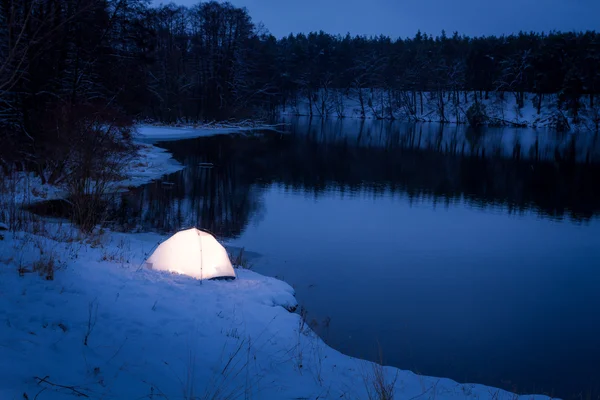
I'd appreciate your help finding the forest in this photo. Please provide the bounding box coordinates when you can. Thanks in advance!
[1,0,599,187]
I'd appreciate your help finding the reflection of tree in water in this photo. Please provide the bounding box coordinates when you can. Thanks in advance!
[276,119,600,222]
[115,121,600,235]
[112,135,267,238]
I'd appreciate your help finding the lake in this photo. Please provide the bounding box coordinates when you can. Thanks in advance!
[117,118,600,399]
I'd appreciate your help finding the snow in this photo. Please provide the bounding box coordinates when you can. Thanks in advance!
[0,172,67,206]
[135,125,249,142]
[134,122,285,143]
[118,143,185,189]
[0,125,556,399]
[0,228,554,400]
[280,89,598,131]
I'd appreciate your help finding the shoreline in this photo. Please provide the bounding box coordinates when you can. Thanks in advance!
[0,125,556,399]
[280,90,598,132]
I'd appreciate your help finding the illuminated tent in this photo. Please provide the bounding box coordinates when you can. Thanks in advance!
[145,228,236,280]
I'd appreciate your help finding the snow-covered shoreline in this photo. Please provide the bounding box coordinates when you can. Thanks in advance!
[134,122,287,143]
[281,89,598,132]
[0,126,556,399]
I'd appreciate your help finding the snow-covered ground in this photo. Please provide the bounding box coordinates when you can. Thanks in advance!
[281,89,599,132]
[0,126,556,399]
[135,125,251,142]
[134,122,286,143]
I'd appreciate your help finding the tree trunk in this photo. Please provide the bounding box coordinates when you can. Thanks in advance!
[537,93,543,115]
[387,89,394,120]
[519,91,524,109]
[358,88,365,119]
[439,90,445,121]
[419,91,423,115]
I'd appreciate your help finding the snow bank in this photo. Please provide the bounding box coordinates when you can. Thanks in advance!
[0,229,553,400]
[281,89,599,131]
[118,143,184,189]
[134,122,285,143]
[135,125,249,142]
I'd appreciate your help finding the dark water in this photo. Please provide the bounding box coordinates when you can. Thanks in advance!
[116,118,600,399]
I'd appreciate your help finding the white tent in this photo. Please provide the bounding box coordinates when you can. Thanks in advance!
[145,228,236,280]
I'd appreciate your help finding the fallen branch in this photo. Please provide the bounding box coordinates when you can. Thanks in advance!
[34,376,89,398]
[488,116,528,127]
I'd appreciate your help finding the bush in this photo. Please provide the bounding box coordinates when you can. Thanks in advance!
[548,110,571,132]
[466,103,489,127]
[32,255,57,281]
[39,102,137,232]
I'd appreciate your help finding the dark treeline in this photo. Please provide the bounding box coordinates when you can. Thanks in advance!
[2,0,600,175]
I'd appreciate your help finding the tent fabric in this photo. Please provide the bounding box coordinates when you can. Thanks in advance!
[146,228,236,280]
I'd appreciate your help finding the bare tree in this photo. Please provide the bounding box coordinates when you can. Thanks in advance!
[495,49,532,109]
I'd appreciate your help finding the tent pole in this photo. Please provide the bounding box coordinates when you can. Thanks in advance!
[199,230,203,284]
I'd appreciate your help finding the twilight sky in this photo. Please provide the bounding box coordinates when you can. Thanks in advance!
[155,0,600,39]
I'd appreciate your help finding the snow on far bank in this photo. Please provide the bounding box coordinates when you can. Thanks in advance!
[281,89,599,132]
[118,121,289,189]
[119,122,283,189]
[135,125,248,142]
[0,227,555,400]
[118,142,184,190]
[134,122,286,143]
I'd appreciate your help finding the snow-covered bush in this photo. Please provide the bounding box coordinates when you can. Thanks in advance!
[540,110,571,132]
[466,103,490,127]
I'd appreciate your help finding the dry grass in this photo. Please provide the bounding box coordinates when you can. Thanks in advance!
[230,248,252,270]
[32,254,58,281]
[360,349,399,400]
[100,237,131,265]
